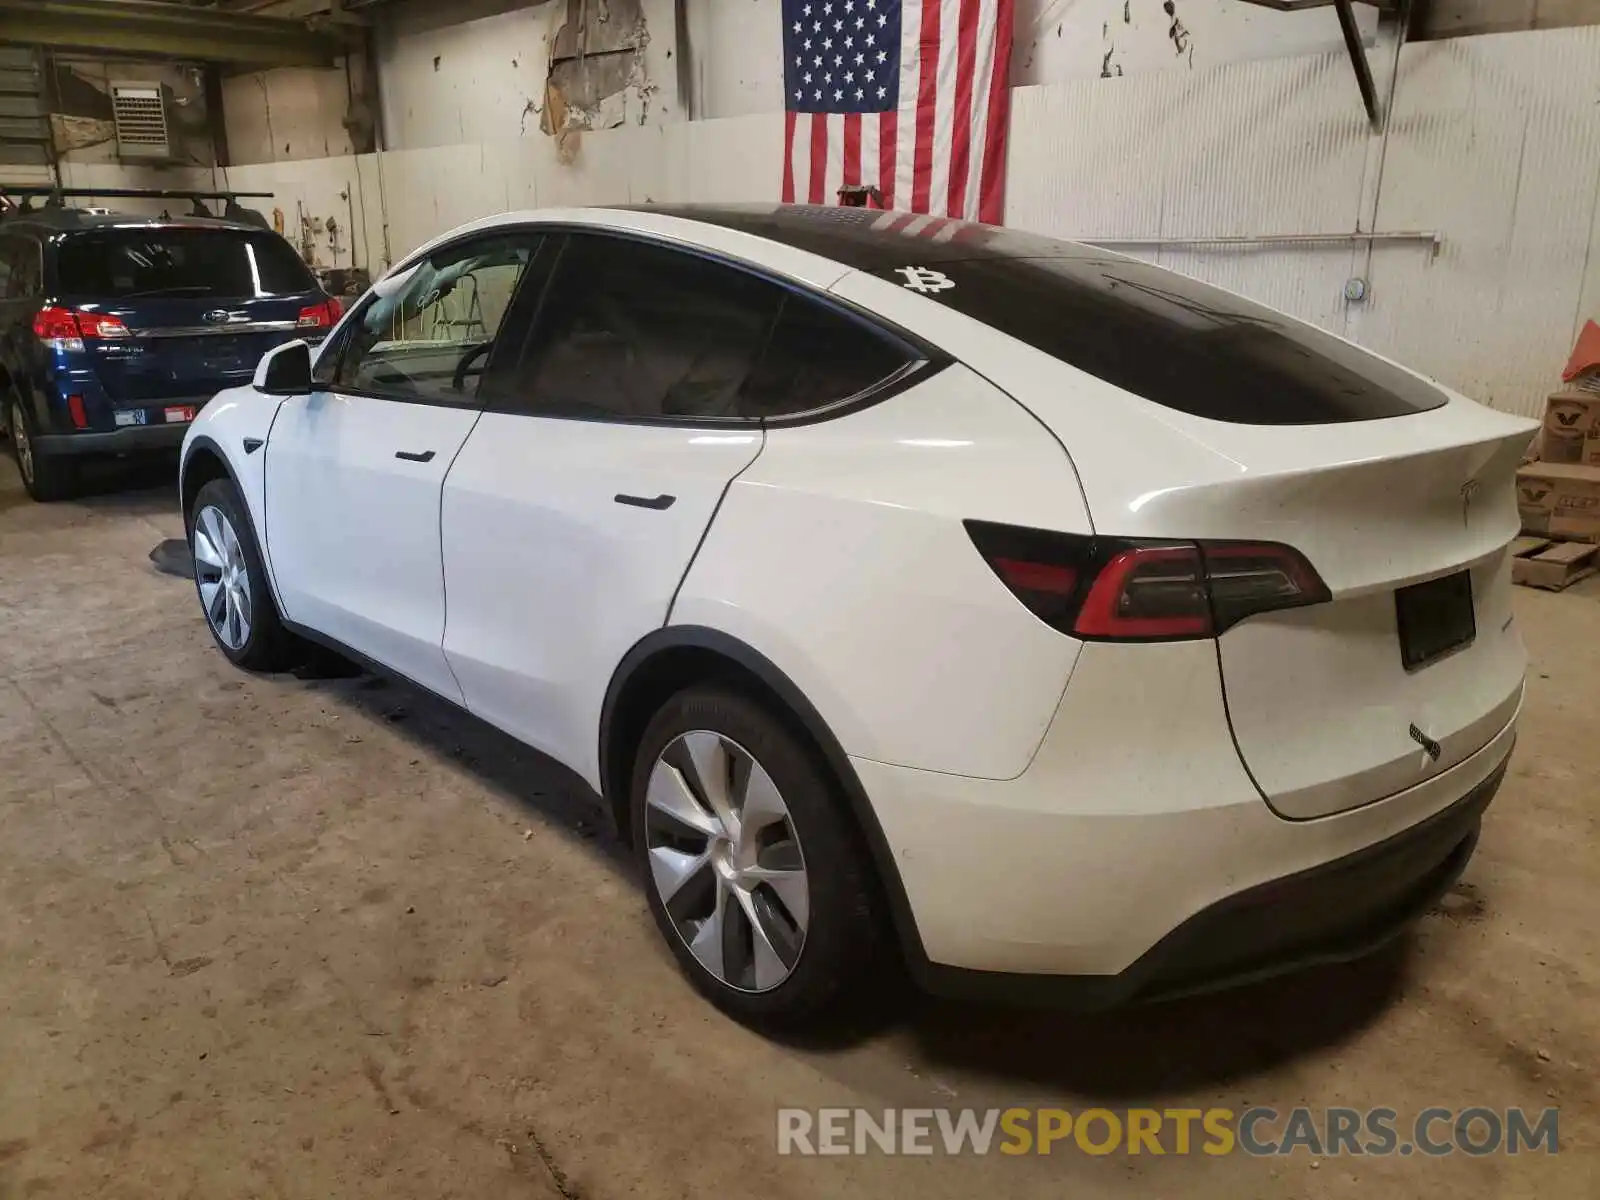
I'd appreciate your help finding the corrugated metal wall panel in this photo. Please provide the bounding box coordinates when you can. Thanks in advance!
[1361,27,1600,416]
[1005,50,1373,334]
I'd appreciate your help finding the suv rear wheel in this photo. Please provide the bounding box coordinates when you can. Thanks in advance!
[631,685,894,1029]
[9,401,80,503]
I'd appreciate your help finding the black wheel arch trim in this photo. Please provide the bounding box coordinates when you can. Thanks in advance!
[599,624,930,967]
[181,433,292,619]
[181,434,240,524]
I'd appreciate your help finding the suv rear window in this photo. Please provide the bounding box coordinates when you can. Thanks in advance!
[638,206,1449,425]
[884,251,1448,425]
[54,228,316,300]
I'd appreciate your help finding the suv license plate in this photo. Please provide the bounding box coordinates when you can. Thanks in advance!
[1395,570,1476,671]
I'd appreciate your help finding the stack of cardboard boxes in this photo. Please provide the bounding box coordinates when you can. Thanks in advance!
[1513,321,1600,588]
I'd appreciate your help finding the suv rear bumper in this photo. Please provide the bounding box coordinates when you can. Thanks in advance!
[32,422,191,456]
[849,638,1522,1003]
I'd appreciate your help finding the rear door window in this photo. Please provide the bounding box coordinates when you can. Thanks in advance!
[509,233,784,422]
[55,228,316,299]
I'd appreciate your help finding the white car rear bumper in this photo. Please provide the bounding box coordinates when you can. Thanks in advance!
[854,640,1520,1000]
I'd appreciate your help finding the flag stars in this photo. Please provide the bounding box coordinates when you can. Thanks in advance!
[845,70,854,82]
[878,13,887,25]
[855,52,864,64]
[822,37,832,49]
[877,85,887,98]
[856,89,864,100]
[834,89,843,100]
[877,49,887,62]
[793,21,802,33]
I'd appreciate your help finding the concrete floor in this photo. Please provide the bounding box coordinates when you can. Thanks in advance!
[0,452,1595,1200]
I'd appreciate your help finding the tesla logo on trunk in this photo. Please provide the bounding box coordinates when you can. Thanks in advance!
[1409,723,1442,763]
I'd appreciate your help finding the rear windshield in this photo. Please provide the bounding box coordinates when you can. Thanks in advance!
[889,251,1448,424]
[639,205,1449,425]
[54,228,316,300]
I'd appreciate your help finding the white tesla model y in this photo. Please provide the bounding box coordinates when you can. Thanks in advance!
[181,205,1536,1027]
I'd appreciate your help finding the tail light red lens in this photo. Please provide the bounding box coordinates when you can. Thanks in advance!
[965,520,1330,642]
[297,298,342,329]
[66,395,88,429]
[33,306,129,347]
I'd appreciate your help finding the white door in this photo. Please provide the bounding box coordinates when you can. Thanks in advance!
[264,230,543,701]
[442,230,921,786]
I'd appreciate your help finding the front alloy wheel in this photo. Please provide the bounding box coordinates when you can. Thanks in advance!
[645,731,810,993]
[192,504,253,651]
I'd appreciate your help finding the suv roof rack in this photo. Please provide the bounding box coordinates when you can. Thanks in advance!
[0,184,276,228]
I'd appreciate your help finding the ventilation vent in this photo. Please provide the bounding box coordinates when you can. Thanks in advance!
[111,83,172,161]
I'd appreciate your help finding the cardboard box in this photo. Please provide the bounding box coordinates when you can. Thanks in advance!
[1539,391,1600,465]
[1517,462,1600,542]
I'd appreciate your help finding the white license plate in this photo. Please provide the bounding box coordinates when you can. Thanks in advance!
[114,409,147,427]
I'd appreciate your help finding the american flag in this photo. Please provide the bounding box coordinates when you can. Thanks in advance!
[780,0,1015,224]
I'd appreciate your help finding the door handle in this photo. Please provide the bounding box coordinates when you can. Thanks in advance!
[614,493,676,510]
[395,449,436,463]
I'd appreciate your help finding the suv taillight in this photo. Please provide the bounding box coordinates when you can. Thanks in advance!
[297,298,343,329]
[965,520,1330,641]
[33,305,129,349]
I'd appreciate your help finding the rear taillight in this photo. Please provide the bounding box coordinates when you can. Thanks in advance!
[297,298,342,329]
[66,395,88,429]
[33,305,129,350]
[965,520,1329,642]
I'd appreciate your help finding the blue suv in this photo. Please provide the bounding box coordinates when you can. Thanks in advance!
[1,203,338,501]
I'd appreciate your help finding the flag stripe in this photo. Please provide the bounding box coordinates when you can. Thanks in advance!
[842,112,862,189]
[978,0,1014,223]
[947,0,980,219]
[808,111,828,204]
[877,109,898,208]
[782,110,798,204]
[910,0,940,213]
[964,0,997,221]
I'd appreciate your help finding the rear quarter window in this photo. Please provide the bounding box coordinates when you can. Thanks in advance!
[55,228,316,300]
[881,254,1447,425]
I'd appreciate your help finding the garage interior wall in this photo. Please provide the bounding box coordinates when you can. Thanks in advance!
[75,7,1600,421]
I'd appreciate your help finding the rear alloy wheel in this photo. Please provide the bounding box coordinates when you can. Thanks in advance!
[188,478,296,671]
[9,401,79,502]
[632,686,895,1029]
[645,730,811,993]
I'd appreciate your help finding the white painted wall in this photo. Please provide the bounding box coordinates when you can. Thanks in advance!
[222,67,355,165]
[682,0,1379,119]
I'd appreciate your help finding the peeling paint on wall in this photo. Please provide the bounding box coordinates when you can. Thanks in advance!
[542,0,656,135]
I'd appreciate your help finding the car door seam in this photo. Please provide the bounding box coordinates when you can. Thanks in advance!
[258,399,294,619]
[437,404,490,703]
[663,427,768,628]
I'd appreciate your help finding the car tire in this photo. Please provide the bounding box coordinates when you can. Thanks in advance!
[188,477,297,672]
[631,684,895,1030]
[9,400,79,503]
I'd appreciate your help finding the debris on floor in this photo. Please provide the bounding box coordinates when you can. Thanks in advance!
[148,537,195,579]
[1511,537,1598,590]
